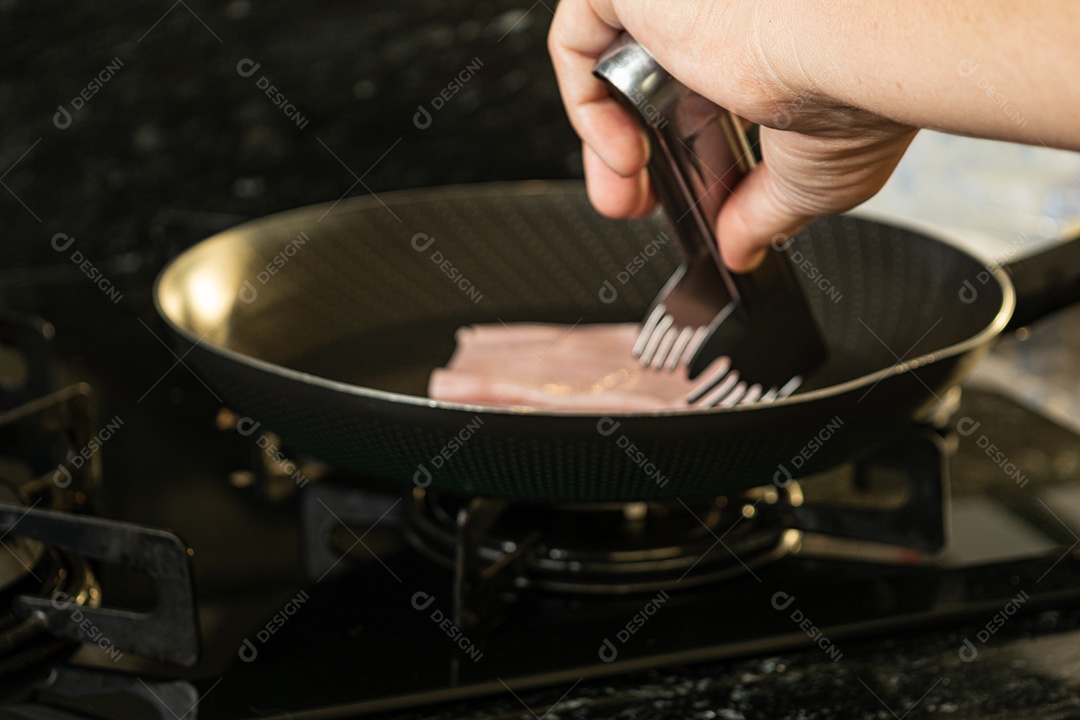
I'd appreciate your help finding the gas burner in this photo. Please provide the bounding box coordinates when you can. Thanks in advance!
[303,430,950,634]
[0,547,100,676]
[0,482,44,596]
[0,479,101,676]
[404,486,804,595]
[0,313,198,672]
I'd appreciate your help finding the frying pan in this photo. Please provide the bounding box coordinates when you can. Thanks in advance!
[154,182,1080,502]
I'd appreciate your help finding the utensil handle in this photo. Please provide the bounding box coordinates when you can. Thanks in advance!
[593,33,804,310]
[1003,227,1080,330]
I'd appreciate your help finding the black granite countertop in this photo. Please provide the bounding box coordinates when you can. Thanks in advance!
[377,606,1080,720]
[3,3,1080,720]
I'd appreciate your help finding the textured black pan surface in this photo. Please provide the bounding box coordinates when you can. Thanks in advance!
[156,182,1010,501]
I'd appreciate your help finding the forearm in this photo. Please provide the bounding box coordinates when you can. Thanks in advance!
[780,0,1080,150]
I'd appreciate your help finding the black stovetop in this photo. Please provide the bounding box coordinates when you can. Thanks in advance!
[3,2,1080,719]
[2,270,1080,720]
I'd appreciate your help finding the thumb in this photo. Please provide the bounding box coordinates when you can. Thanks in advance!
[716,123,917,271]
[715,161,811,272]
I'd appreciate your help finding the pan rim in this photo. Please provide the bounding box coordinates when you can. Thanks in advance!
[153,181,1017,418]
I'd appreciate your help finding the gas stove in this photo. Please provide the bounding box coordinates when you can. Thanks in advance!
[5,2,1080,717]
[1,262,1080,720]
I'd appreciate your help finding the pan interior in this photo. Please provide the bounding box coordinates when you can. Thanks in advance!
[156,183,1006,404]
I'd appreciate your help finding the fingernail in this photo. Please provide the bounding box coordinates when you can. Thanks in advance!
[726,247,768,274]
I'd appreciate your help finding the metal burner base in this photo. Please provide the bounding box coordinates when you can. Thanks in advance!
[0,549,99,677]
[404,484,805,596]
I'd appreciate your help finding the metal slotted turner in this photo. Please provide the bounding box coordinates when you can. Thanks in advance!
[595,34,826,407]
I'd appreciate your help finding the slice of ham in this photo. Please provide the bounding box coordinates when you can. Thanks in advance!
[428,323,708,411]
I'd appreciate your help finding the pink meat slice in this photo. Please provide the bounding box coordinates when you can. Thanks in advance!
[428,323,704,411]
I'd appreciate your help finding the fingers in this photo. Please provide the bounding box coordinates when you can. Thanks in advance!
[717,125,917,272]
[549,0,915,261]
[716,162,811,272]
[549,0,650,207]
[583,144,656,218]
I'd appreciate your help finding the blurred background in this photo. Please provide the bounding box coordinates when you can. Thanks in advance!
[5,0,1080,295]
[0,0,579,281]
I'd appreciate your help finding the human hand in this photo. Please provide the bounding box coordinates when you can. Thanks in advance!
[548,0,917,271]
